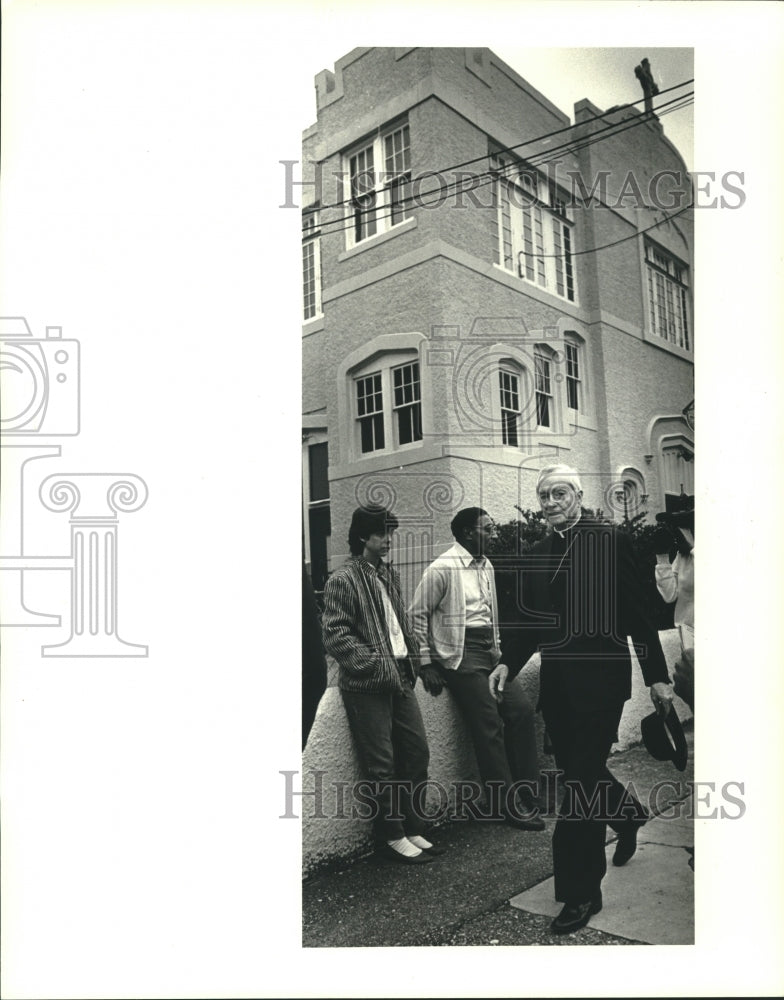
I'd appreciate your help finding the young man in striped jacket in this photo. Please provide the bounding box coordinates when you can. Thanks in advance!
[321,505,440,865]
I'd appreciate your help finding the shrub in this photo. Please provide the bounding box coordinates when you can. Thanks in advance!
[487,507,675,633]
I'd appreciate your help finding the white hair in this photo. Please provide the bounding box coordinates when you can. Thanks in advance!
[536,464,583,494]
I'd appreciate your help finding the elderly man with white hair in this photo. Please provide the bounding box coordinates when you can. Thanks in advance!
[491,465,674,935]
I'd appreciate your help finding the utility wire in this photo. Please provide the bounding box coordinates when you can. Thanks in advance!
[306,77,694,217]
[307,93,693,241]
[307,92,693,237]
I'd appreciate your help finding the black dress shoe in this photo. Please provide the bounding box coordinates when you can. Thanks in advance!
[379,844,435,865]
[419,843,446,856]
[612,823,643,867]
[550,892,603,934]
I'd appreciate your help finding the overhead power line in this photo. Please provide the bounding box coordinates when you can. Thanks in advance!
[305,77,694,219]
[306,92,693,242]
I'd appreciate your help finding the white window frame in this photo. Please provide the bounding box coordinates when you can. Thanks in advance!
[498,368,522,446]
[534,350,554,429]
[302,210,322,321]
[644,240,691,351]
[344,121,413,250]
[352,354,423,458]
[564,339,581,412]
[492,149,578,304]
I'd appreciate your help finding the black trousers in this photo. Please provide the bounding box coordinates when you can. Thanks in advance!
[543,700,647,904]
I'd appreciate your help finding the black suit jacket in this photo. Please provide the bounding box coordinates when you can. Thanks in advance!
[503,518,670,712]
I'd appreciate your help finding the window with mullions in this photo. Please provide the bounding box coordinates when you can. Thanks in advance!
[302,211,321,321]
[347,123,412,248]
[499,369,521,446]
[385,126,412,226]
[492,148,578,303]
[565,342,581,411]
[356,372,385,454]
[535,353,552,427]
[354,360,423,456]
[392,361,422,445]
[645,241,690,350]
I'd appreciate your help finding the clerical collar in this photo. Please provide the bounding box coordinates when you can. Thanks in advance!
[553,517,582,539]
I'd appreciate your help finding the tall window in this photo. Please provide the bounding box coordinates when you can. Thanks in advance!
[354,359,422,456]
[347,122,412,248]
[499,369,521,446]
[302,211,321,321]
[356,372,385,453]
[392,361,421,445]
[385,125,412,226]
[303,437,331,591]
[565,341,581,411]
[535,352,552,427]
[493,148,577,303]
[645,241,690,350]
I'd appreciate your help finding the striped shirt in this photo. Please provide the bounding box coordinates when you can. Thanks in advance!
[321,556,420,694]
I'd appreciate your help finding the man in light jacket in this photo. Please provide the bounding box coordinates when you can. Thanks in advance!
[409,507,543,830]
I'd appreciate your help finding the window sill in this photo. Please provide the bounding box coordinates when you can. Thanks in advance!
[491,263,580,309]
[339,216,417,262]
[302,315,325,336]
[642,331,693,361]
[330,440,444,481]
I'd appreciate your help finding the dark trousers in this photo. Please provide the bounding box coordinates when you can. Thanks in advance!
[543,700,647,904]
[341,665,429,842]
[443,627,539,811]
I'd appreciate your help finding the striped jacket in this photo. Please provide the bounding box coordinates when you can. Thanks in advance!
[321,556,421,694]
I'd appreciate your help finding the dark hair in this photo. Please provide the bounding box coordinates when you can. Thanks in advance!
[348,505,399,555]
[450,507,488,542]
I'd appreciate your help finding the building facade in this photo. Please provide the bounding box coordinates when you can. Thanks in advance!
[301,47,694,595]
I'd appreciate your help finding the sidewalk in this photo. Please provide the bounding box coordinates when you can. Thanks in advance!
[302,723,694,948]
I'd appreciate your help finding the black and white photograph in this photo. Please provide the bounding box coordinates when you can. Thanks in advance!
[1,2,783,998]
[299,43,698,947]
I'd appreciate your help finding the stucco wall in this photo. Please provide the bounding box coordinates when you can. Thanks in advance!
[301,628,692,874]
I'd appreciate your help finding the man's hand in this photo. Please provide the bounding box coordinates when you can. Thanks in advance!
[650,681,674,717]
[489,663,509,703]
[420,664,444,697]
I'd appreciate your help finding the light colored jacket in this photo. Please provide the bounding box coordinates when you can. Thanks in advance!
[408,543,502,671]
[655,550,694,630]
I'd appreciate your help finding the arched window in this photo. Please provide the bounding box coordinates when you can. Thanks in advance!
[614,467,647,521]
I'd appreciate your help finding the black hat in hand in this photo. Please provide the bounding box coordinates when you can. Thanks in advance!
[641,708,688,772]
